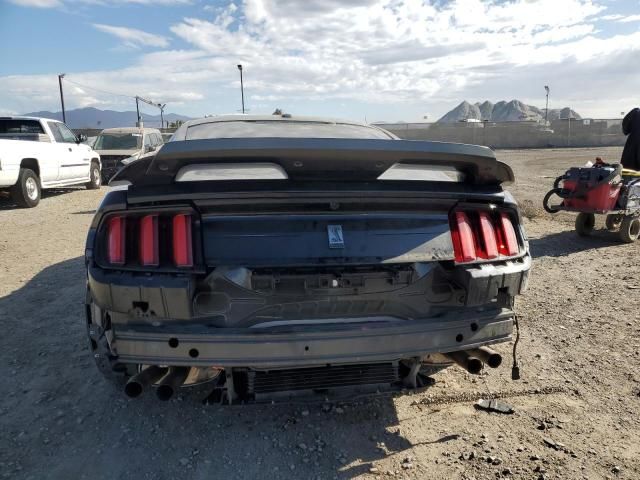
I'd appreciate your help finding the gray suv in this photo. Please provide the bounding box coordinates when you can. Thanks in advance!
[93,127,163,181]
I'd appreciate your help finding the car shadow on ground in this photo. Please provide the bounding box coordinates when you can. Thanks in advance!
[1,256,419,479]
[528,228,625,258]
[0,188,83,210]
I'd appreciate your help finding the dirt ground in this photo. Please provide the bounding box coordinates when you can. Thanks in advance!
[0,147,638,480]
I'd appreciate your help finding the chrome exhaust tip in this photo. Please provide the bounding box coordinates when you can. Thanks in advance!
[156,367,190,401]
[124,366,167,398]
[471,346,503,369]
[444,351,483,375]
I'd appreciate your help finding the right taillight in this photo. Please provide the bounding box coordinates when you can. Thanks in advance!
[478,211,499,259]
[450,209,520,264]
[450,211,476,263]
[496,212,519,256]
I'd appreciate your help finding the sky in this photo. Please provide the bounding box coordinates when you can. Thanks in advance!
[1,0,639,122]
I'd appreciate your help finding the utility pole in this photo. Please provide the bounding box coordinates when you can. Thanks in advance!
[135,96,141,126]
[544,85,550,126]
[237,64,245,114]
[58,74,66,123]
[159,104,166,129]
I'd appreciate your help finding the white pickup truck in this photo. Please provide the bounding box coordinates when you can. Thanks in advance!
[0,117,102,207]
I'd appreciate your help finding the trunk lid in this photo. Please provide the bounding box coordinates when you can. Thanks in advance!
[114,137,511,268]
[202,212,454,267]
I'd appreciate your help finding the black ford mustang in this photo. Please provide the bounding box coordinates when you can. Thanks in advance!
[84,115,530,403]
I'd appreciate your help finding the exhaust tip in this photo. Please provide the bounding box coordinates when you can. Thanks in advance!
[444,351,484,375]
[487,354,502,369]
[467,357,483,375]
[476,346,503,369]
[123,365,168,399]
[156,385,175,401]
[124,381,143,398]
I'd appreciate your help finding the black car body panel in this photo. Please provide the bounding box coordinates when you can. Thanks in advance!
[86,115,529,402]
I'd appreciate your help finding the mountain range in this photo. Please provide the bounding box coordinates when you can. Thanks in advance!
[437,100,581,123]
[21,107,192,129]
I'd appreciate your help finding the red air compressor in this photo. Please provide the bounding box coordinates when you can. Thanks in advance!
[543,162,640,242]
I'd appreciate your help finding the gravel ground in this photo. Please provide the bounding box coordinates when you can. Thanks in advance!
[0,147,638,480]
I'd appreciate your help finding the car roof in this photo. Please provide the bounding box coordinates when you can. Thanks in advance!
[173,114,397,140]
[183,114,380,128]
[0,116,61,123]
[99,127,162,134]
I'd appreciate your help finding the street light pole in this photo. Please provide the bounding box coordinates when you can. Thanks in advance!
[159,103,166,129]
[58,74,66,123]
[135,96,141,126]
[237,64,245,114]
[544,85,550,126]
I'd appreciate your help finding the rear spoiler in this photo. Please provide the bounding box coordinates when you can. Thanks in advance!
[110,137,514,186]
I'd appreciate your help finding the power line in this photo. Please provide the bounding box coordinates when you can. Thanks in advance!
[63,78,134,100]
[63,76,168,127]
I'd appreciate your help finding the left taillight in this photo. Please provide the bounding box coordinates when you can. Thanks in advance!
[172,213,193,268]
[101,211,196,269]
[139,214,159,266]
[107,216,126,265]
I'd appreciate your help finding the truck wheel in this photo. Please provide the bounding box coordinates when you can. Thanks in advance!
[575,213,595,236]
[85,161,102,190]
[605,214,623,231]
[10,168,40,208]
[619,216,640,243]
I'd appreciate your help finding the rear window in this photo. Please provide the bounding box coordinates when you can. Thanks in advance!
[184,121,394,140]
[0,119,44,134]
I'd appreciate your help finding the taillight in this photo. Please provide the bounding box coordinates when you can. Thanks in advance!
[107,216,126,265]
[478,211,499,259]
[172,214,193,268]
[139,215,159,266]
[450,209,520,264]
[102,211,196,269]
[497,212,519,256]
[450,211,476,263]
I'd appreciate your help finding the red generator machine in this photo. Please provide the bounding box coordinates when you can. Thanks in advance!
[543,163,640,242]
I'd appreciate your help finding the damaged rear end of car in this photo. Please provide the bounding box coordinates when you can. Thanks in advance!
[85,131,530,403]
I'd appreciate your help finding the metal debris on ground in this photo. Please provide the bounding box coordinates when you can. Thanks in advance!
[474,398,515,414]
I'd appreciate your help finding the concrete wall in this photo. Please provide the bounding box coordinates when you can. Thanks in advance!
[378,119,627,149]
[75,121,627,150]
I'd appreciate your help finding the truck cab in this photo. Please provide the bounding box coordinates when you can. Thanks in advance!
[0,116,102,207]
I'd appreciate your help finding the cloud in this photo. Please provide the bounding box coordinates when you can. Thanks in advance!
[92,23,170,48]
[599,14,624,21]
[9,0,188,7]
[1,0,639,120]
[617,14,640,23]
[360,42,486,65]
[8,0,62,7]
